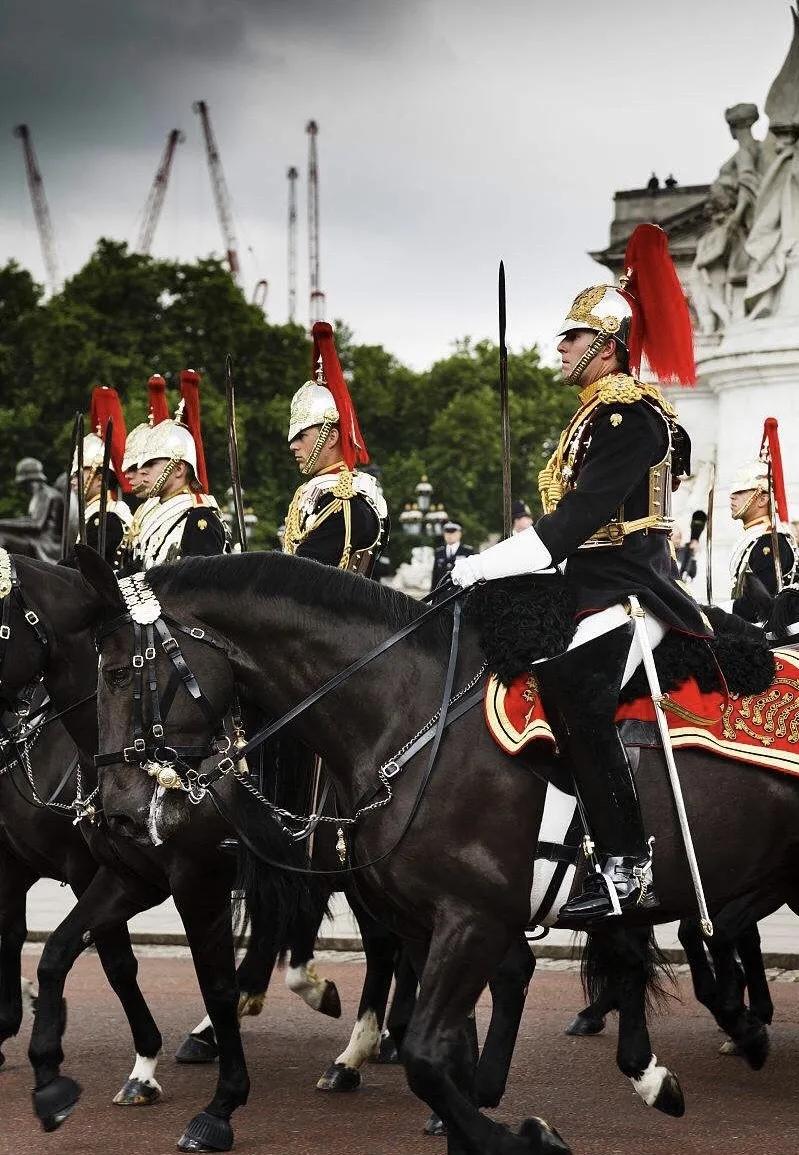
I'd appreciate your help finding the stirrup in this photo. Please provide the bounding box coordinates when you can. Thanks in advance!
[559,845,656,923]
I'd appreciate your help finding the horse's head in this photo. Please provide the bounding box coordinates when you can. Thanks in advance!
[78,548,236,846]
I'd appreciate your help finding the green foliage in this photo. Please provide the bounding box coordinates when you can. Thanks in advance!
[0,242,574,557]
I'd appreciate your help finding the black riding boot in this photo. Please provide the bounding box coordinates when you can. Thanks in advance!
[536,619,656,924]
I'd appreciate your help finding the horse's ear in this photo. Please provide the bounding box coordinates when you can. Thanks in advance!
[74,544,125,612]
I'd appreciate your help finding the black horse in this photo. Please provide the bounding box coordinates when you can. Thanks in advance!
[78,548,799,1154]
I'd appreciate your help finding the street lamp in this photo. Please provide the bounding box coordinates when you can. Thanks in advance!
[401,477,448,538]
[415,475,433,515]
[399,503,423,535]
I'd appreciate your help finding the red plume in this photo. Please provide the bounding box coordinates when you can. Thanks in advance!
[761,417,789,523]
[623,224,696,386]
[148,374,170,424]
[89,386,131,493]
[179,369,209,492]
[311,321,369,471]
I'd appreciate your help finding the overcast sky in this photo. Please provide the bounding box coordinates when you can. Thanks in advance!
[0,0,794,369]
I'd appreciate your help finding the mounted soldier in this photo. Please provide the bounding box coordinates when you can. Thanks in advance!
[71,386,133,570]
[284,321,387,572]
[0,459,64,561]
[726,459,798,621]
[451,223,711,923]
[129,369,228,570]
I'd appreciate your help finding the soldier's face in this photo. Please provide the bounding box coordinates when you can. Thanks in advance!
[557,329,596,381]
[730,488,767,521]
[289,425,340,475]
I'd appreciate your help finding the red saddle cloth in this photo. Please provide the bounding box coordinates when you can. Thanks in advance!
[484,648,799,777]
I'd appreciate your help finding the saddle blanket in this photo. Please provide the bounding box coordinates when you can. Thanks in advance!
[486,648,799,777]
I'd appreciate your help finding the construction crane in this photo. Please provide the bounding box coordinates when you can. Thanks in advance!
[287,166,298,323]
[193,100,241,282]
[13,124,59,294]
[306,121,325,322]
[137,129,185,254]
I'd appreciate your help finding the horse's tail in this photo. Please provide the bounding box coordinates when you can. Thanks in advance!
[581,925,673,1016]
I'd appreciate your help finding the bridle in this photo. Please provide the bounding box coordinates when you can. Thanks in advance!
[0,550,50,717]
[92,570,488,872]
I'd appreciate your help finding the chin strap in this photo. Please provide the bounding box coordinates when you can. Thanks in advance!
[566,330,614,384]
[301,420,335,476]
[147,457,181,499]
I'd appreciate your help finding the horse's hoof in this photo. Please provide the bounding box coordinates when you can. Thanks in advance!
[375,1031,400,1064]
[564,1013,605,1037]
[423,1112,447,1136]
[238,992,265,1018]
[740,1026,769,1071]
[175,1032,218,1064]
[316,1062,361,1092]
[0,1049,5,1071]
[653,1072,685,1118]
[32,1075,82,1132]
[519,1116,572,1153]
[719,1039,740,1056]
[177,1111,233,1152]
[113,1077,162,1106]
[318,982,342,1019]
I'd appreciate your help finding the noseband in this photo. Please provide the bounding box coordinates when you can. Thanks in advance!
[93,573,235,799]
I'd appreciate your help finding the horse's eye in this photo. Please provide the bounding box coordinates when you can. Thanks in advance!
[103,666,131,691]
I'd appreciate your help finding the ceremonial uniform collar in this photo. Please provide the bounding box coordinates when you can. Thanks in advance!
[85,494,133,526]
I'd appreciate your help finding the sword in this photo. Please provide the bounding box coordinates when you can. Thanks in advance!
[225,354,248,552]
[767,461,783,594]
[498,261,512,539]
[97,417,114,560]
[628,595,713,937]
[61,412,82,559]
[705,462,715,605]
[75,413,86,545]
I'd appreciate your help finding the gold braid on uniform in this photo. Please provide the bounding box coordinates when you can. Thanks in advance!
[284,465,358,568]
[537,373,676,515]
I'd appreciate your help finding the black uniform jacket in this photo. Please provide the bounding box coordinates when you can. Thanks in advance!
[535,399,710,636]
[85,510,125,568]
[179,507,227,558]
[295,492,381,568]
[431,542,475,592]
[733,531,796,618]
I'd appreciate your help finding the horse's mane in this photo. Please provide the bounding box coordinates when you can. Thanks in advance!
[148,552,446,641]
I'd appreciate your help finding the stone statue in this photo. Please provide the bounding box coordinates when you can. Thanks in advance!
[691,103,763,333]
[0,458,64,561]
[745,4,799,319]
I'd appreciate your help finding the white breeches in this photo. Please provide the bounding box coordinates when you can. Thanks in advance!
[566,603,667,688]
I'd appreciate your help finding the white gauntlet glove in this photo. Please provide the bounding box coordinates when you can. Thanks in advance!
[450,527,553,589]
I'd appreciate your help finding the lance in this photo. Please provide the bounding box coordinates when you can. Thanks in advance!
[762,417,786,594]
[75,413,86,545]
[96,417,114,560]
[60,412,82,560]
[498,261,512,538]
[225,354,248,552]
[705,462,715,605]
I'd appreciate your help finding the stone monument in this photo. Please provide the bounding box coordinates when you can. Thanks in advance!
[591,4,799,599]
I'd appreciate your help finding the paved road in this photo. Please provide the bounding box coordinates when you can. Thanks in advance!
[4,949,799,1155]
[25,878,799,960]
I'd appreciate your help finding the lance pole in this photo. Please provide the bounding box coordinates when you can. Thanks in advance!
[762,417,786,594]
[225,354,248,552]
[97,417,114,560]
[61,412,82,559]
[75,414,86,545]
[498,261,511,538]
[705,462,715,605]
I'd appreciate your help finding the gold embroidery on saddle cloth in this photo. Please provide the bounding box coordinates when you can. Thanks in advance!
[720,660,799,746]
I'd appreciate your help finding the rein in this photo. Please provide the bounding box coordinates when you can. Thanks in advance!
[94,571,484,871]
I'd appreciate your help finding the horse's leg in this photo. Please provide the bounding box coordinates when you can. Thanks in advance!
[476,932,536,1109]
[587,926,684,1117]
[0,852,36,1069]
[709,933,769,1069]
[563,986,616,1037]
[677,917,719,1017]
[29,866,164,1132]
[284,881,341,1017]
[403,912,570,1155]
[317,898,398,1091]
[175,898,280,1065]
[172,863,249,1154]
[736,922,773,1026]
[379,946,418,1062]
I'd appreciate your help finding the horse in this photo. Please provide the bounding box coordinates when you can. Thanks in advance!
[0,554,315,1151]
[76,547,799,1154]
[0,553,534,1148]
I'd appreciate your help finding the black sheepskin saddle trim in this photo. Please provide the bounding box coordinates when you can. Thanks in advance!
[465,573,576,686]
[467,576,776,698]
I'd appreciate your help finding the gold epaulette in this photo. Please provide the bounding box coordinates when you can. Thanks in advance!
[583,373,677,417]
[331,466,355,499]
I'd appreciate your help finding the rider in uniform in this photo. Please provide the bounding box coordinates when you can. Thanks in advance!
[129,369,228,570]
[284,322,387,571]
[727,461,798,620]
[0,459,64,561]
[72,386,133,569]
[451,224,710,923]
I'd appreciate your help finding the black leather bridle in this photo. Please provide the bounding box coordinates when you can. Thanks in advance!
[0,552,50,716]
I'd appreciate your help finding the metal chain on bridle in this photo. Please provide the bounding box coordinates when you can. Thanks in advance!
[94,571,486,870]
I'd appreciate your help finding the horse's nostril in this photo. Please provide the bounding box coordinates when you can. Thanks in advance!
[107,814,141,839]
